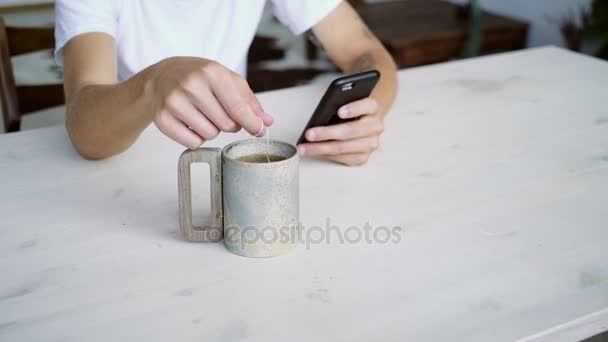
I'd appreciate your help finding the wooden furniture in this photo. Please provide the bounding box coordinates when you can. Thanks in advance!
[0,17,64,133]
[247,67,328,93]
[247,35,285,65]
[353,0,529,68]
[0,1,53,14]
[247,35,329,92]
[1,47,608,341]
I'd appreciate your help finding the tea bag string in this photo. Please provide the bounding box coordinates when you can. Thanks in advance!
[255,118,265,138]
[255,117,271,163]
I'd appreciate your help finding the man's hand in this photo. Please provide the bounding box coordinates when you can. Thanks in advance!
[305,2,398,166]
[150,57,273,149]
[297,98,384,166]
[63,33,273,159]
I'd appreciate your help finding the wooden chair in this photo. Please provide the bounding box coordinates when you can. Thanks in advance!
[0,17,64,133]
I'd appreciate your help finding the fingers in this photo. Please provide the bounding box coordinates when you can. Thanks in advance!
[337,98,380,120]
[298,136,380,156]
[324,153,370,167]
[299,97,384,167]
[153,59,277,148]
[305,115,384,142]
[257,110,274,127]
[206,67,273,135]
[187,89,241,133]
[165,92,220,140]
[154,112,205,150]
[247,90,274,127]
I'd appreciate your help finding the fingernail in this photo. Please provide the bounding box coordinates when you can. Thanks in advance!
[306,130,317,141]
[263,112,274,126]
[338,106,350,118]
[257,111,274,126]
[297,145,306,155]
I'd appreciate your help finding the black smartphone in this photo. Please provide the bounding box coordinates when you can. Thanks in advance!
[297,70,381,145]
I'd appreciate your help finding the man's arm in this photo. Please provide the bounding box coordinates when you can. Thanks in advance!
[63,33,272,160]
[63,33,152,159]
[312,2,397,117]
[298,1,398,166]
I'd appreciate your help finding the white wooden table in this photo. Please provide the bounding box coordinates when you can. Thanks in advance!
[1,47,607,342]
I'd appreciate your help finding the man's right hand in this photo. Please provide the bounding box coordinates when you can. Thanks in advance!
[62,33,273,159]
[148,57,274,149]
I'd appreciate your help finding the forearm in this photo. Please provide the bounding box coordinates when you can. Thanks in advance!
[345,46,397,117]
[311,1,398,118]
[66,66,155,159]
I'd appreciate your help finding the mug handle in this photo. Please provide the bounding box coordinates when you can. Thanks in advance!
[178,148,223,242]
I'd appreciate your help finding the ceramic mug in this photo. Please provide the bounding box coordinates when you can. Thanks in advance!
[178,139,299,257]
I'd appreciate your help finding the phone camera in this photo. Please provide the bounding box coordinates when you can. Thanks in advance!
[341,82,354,91]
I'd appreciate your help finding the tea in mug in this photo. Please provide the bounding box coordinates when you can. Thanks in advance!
[236,154,286,163]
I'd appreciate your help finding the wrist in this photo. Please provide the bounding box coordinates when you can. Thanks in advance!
[138,59,166,119]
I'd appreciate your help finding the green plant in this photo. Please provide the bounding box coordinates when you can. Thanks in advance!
[561,0,608,60]
[585,0,608,59]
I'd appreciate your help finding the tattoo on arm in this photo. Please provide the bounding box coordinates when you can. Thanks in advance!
[307,17,379,74]
[351,19,379,72]
[350,51,375,73]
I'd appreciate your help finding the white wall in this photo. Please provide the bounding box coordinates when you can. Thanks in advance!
[445,0,592,47]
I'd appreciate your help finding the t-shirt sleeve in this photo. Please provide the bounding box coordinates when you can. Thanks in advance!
[54,0,120,67]
[271,0,342,35]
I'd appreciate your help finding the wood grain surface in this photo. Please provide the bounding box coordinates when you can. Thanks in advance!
[0,47,607,342]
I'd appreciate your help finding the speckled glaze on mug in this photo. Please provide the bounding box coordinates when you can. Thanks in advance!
[178,139,299,258]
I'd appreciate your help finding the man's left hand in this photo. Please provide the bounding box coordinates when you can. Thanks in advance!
[297,98,384,166]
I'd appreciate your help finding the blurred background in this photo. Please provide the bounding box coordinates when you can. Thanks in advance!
[0,0,606,133]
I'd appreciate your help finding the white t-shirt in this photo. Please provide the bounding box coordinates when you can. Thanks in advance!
[55,0,341,81]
